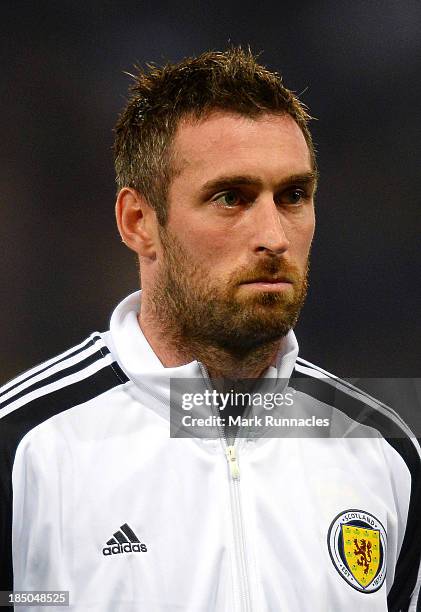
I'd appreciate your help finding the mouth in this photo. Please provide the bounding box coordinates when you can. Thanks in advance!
[242,276,292,284]
[240,277,293,291]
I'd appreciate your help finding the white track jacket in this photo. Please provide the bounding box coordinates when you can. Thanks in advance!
[0,291,420,611]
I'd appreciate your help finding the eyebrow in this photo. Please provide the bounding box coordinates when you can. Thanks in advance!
[199,171,318,195]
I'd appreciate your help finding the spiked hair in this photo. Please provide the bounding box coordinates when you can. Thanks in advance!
[114,47,316,225]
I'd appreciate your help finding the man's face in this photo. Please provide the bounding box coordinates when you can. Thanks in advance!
[152,111,316,353]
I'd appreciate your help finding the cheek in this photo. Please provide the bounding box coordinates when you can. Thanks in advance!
[173,222,235,263]
[289,215,315,256]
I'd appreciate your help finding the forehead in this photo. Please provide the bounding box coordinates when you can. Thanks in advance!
[171,111,313,181]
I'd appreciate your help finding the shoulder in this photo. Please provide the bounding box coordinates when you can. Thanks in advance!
[0,333,130,590]
[291,355,420,518]
[292,355,419,452]
[0,332,129,457]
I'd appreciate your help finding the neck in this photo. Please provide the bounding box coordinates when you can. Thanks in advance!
[138,298,283,379]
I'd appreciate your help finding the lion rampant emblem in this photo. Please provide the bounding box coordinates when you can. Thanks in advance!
[353,538,372,575]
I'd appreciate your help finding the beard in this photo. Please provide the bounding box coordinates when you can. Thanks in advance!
[150,226,309,357]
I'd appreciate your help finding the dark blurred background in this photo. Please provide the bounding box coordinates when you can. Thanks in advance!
[1,1,420,425]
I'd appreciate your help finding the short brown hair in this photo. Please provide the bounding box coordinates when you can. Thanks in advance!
[114,47,316,225]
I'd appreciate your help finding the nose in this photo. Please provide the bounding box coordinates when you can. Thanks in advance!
[251,196,290,255]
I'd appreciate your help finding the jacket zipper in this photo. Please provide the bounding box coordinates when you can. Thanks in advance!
[198,363,252,612]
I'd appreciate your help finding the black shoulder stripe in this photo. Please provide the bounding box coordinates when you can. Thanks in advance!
[0,334,103,401]
[0,359,129,591]
[291,368,421,612]
[0,347,110,411]
[292,368,415,441]
[295,357,408,428]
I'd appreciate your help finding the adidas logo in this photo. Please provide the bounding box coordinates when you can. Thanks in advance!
[102,523,148,556]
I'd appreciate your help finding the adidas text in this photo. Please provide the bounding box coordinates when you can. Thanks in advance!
[103,543,147,556]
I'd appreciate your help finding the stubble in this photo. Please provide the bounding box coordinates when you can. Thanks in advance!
[148,227,309,372]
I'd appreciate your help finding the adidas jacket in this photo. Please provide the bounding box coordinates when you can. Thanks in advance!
[0,291,420,611]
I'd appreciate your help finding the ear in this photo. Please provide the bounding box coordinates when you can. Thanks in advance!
[115,188,158,259]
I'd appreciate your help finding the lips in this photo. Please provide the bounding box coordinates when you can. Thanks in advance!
[241,277,292,284]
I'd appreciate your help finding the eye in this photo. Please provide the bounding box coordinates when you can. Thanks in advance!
[279,187,308,206]
[212,190,243,207]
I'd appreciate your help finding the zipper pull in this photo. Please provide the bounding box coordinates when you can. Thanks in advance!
[226,445,240,480]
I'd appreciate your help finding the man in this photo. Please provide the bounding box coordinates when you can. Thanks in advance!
[0,48,419,611]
